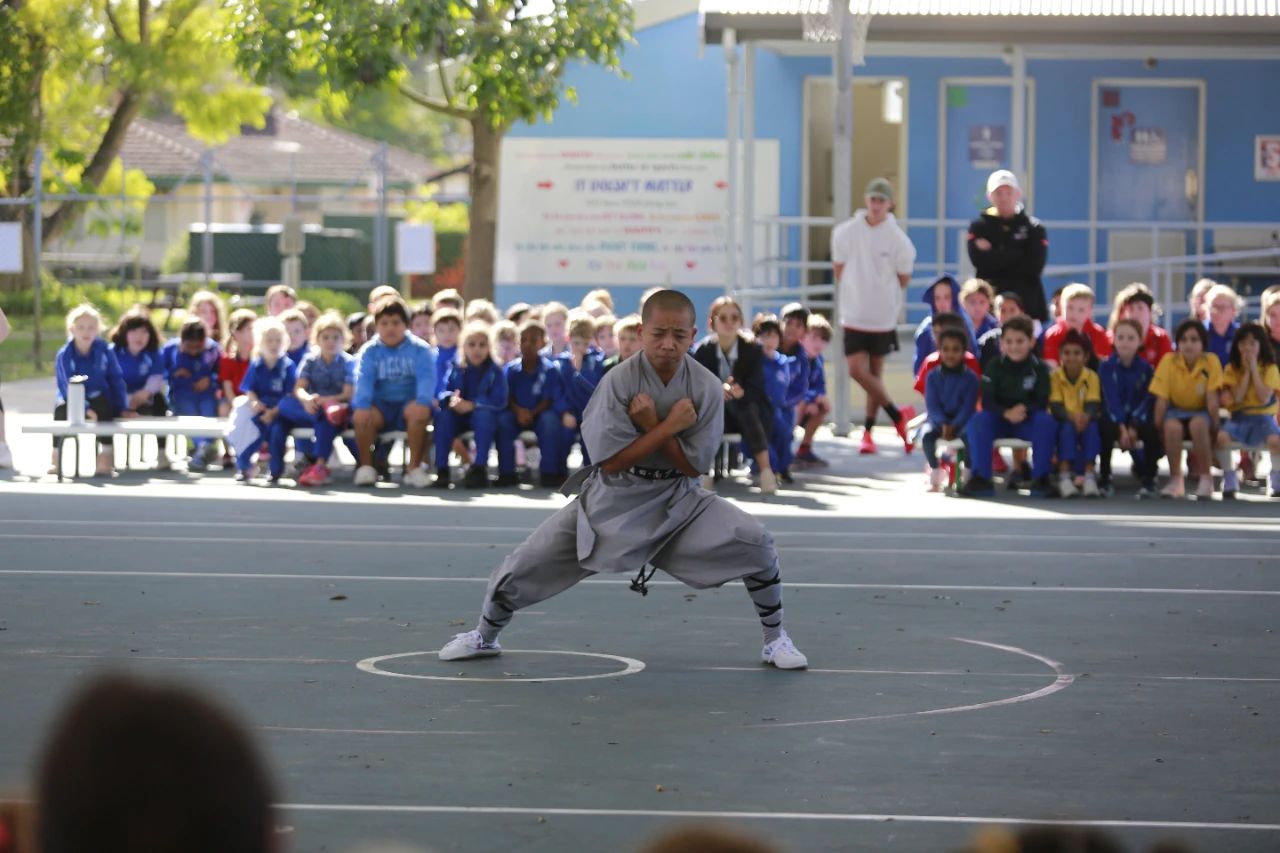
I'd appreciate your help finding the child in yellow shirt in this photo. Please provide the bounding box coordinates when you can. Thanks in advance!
[1215,323,1280,498]
[1150,318,1223,499]
[1049,330,1103,497]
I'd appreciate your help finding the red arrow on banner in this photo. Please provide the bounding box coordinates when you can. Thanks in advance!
[685,261,697,269]
[537,181,554,190]
[558,259,570,268]
[714,181,728,190]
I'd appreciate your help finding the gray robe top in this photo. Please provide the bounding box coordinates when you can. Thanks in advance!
[562,352,776,585]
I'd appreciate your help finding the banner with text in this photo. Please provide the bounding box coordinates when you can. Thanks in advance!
[497,138,780,287]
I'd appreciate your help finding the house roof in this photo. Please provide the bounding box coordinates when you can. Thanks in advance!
[700,0,1280,47]
[121,110,454,190]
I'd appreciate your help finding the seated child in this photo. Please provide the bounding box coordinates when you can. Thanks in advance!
[219,310,256,415]
[162,316,222,466]
[960,277,999,346]
[234,318,296,484]
[1108,282,1171,367]
[1203,282,1242,368]
[540,301,571,358]
[1188,277,1216,324]
[1150,318,1222,500]
[920,327,979,492]
[431,287,465,313]
[430,308,462,402]
[593,313,619,361]
[551,311,605,475]
[282,313,355,487]
[1262,286,1280,354]
[1041,282,1111,369]
[265,283,297,317]
[602,314,642,374]
[1215,323,1280,499]
[913,312,982,395]
[491,319,520,365]
[109,308,167,418]
[961,315,1057,498]
[53,304,131,476]
[1098,319,1161,497]
[500,319,563,487]
[753,314,808,484]
[434,321,512,489]
[279,308,312,367]
[346,312,368,354]
[1048,330,1103,498]
[912,274,960,375]
[794,313,833,466]
[351,296,436,488]
[409,302,434,344]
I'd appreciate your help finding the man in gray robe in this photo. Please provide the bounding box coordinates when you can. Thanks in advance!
[439,290,807,670]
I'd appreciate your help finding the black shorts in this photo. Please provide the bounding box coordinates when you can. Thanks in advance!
[843,328,898,358]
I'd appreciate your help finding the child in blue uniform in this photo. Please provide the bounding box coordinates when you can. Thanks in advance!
[279,312,355,487]
[162,317,222,466]
[794,314,832,466]
[109,308,166,417]
[1098,319,1160,497]
[551,312,605,476]
[431,308,462,402]
[53,304,132,477]
[351,296,436,488]
[752,314,807,484]
[1203,283,1241,368]
[921,327,979,492]
[235,318,296,483]
[499,319,564,488]
[434,322,512,489]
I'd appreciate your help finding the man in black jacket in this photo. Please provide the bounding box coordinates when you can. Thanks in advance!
[967,170,1049,322]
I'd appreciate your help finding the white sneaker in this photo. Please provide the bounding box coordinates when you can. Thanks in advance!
[0,442,12,469]
[1058,476,1078,499]
[354,465,378,487]
[155,447,171,471]
[1081,475,1100,498]
[928,467,945,492]
[403,466,432,488]
[761,630,808,670]
[438,630,502,661]
[758,469,778,494]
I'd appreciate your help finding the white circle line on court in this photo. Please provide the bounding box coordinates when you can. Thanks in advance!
[268,803,1280,832]
[751,637,1075,729]
[355,649,646,683]
[5,569,1278,597]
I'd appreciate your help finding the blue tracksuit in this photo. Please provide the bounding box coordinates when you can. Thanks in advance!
[162,338,222,453]
[551,351,604,471]
[804,353,826,403]
[762,350,807,472]
[277,350,356,463]
[500,355,563,475]
[432,345,458,403]
[111,345,165,398]
[238,355,297,476]
[921,364,979,468]
[55,338,129,414]
[285,343,315,455]
[1205,320,1238,368]
[435,360,510,472]
[913,275,962,374]
[1099,353,1155,427]
[353,335,437,430]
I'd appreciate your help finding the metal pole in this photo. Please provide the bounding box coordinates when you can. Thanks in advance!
[202,149,213,287]
[830,6,855,437]
[1010,45,1027,195]
[742,43,756,298]
[375,143,388,287]
[32,147,44,369]
[723,29,739,297]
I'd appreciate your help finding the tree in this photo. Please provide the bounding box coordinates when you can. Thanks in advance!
[0,0,271,292]
[235,0,633,302]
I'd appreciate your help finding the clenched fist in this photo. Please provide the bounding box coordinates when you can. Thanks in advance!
[628,393,659,432]
[665,398,697,432]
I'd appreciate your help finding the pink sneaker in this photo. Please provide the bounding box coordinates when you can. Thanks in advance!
[992,450,1009,474]
[859,430,877,455]
[297,462,331,487]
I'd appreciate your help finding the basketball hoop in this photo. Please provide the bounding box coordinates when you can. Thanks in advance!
[801,1,872,66]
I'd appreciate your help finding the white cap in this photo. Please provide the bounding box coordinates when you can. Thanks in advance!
[986,169,1021,196]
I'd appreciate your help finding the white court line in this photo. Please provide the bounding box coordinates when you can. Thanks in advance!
[752,638,1074,729]
[4,569,1278,596]
[257,726,490,736]
[0,518,1272,544]
[357,649,646,684]
[0,533,1272,560]
[272,802,1280,832]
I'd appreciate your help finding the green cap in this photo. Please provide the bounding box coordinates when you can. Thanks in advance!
[865,178,894,202]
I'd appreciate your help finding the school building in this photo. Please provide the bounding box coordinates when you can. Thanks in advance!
[495,0,1280,325]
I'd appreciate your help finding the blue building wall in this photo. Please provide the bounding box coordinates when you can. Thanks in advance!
[504,12,1280,320]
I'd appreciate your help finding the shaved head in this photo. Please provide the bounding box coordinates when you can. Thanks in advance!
[640,289,696,326]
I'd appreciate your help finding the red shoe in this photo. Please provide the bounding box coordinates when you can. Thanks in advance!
[894,405,916,452]
[859,430,877,455]
[297,462,331,487]
[940,458,956,486]
[992,450,1009,474]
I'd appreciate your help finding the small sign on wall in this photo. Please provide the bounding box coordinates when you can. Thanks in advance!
[1129,128,1167,165]
[968,125,1006,170]
[1257,135,1280,181]
[0,222,22,273]
[395,222,436,274]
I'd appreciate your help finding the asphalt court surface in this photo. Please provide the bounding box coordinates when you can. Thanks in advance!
[0,462,1277,853]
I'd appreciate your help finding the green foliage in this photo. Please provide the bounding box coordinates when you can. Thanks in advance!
[296,287,363,317]
[235,0,633,133]
[290,86,465,167]
[404,193,470,233]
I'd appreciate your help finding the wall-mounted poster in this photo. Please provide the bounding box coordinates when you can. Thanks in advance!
[1257,135,1280,182]
[1129,128,1167,165]
[968,125,1005,170]
[497,138,779,287]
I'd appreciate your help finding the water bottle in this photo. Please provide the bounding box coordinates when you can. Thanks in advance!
[67,376,88,426]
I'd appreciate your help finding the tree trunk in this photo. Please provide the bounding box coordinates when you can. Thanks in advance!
[465,118,502,303]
